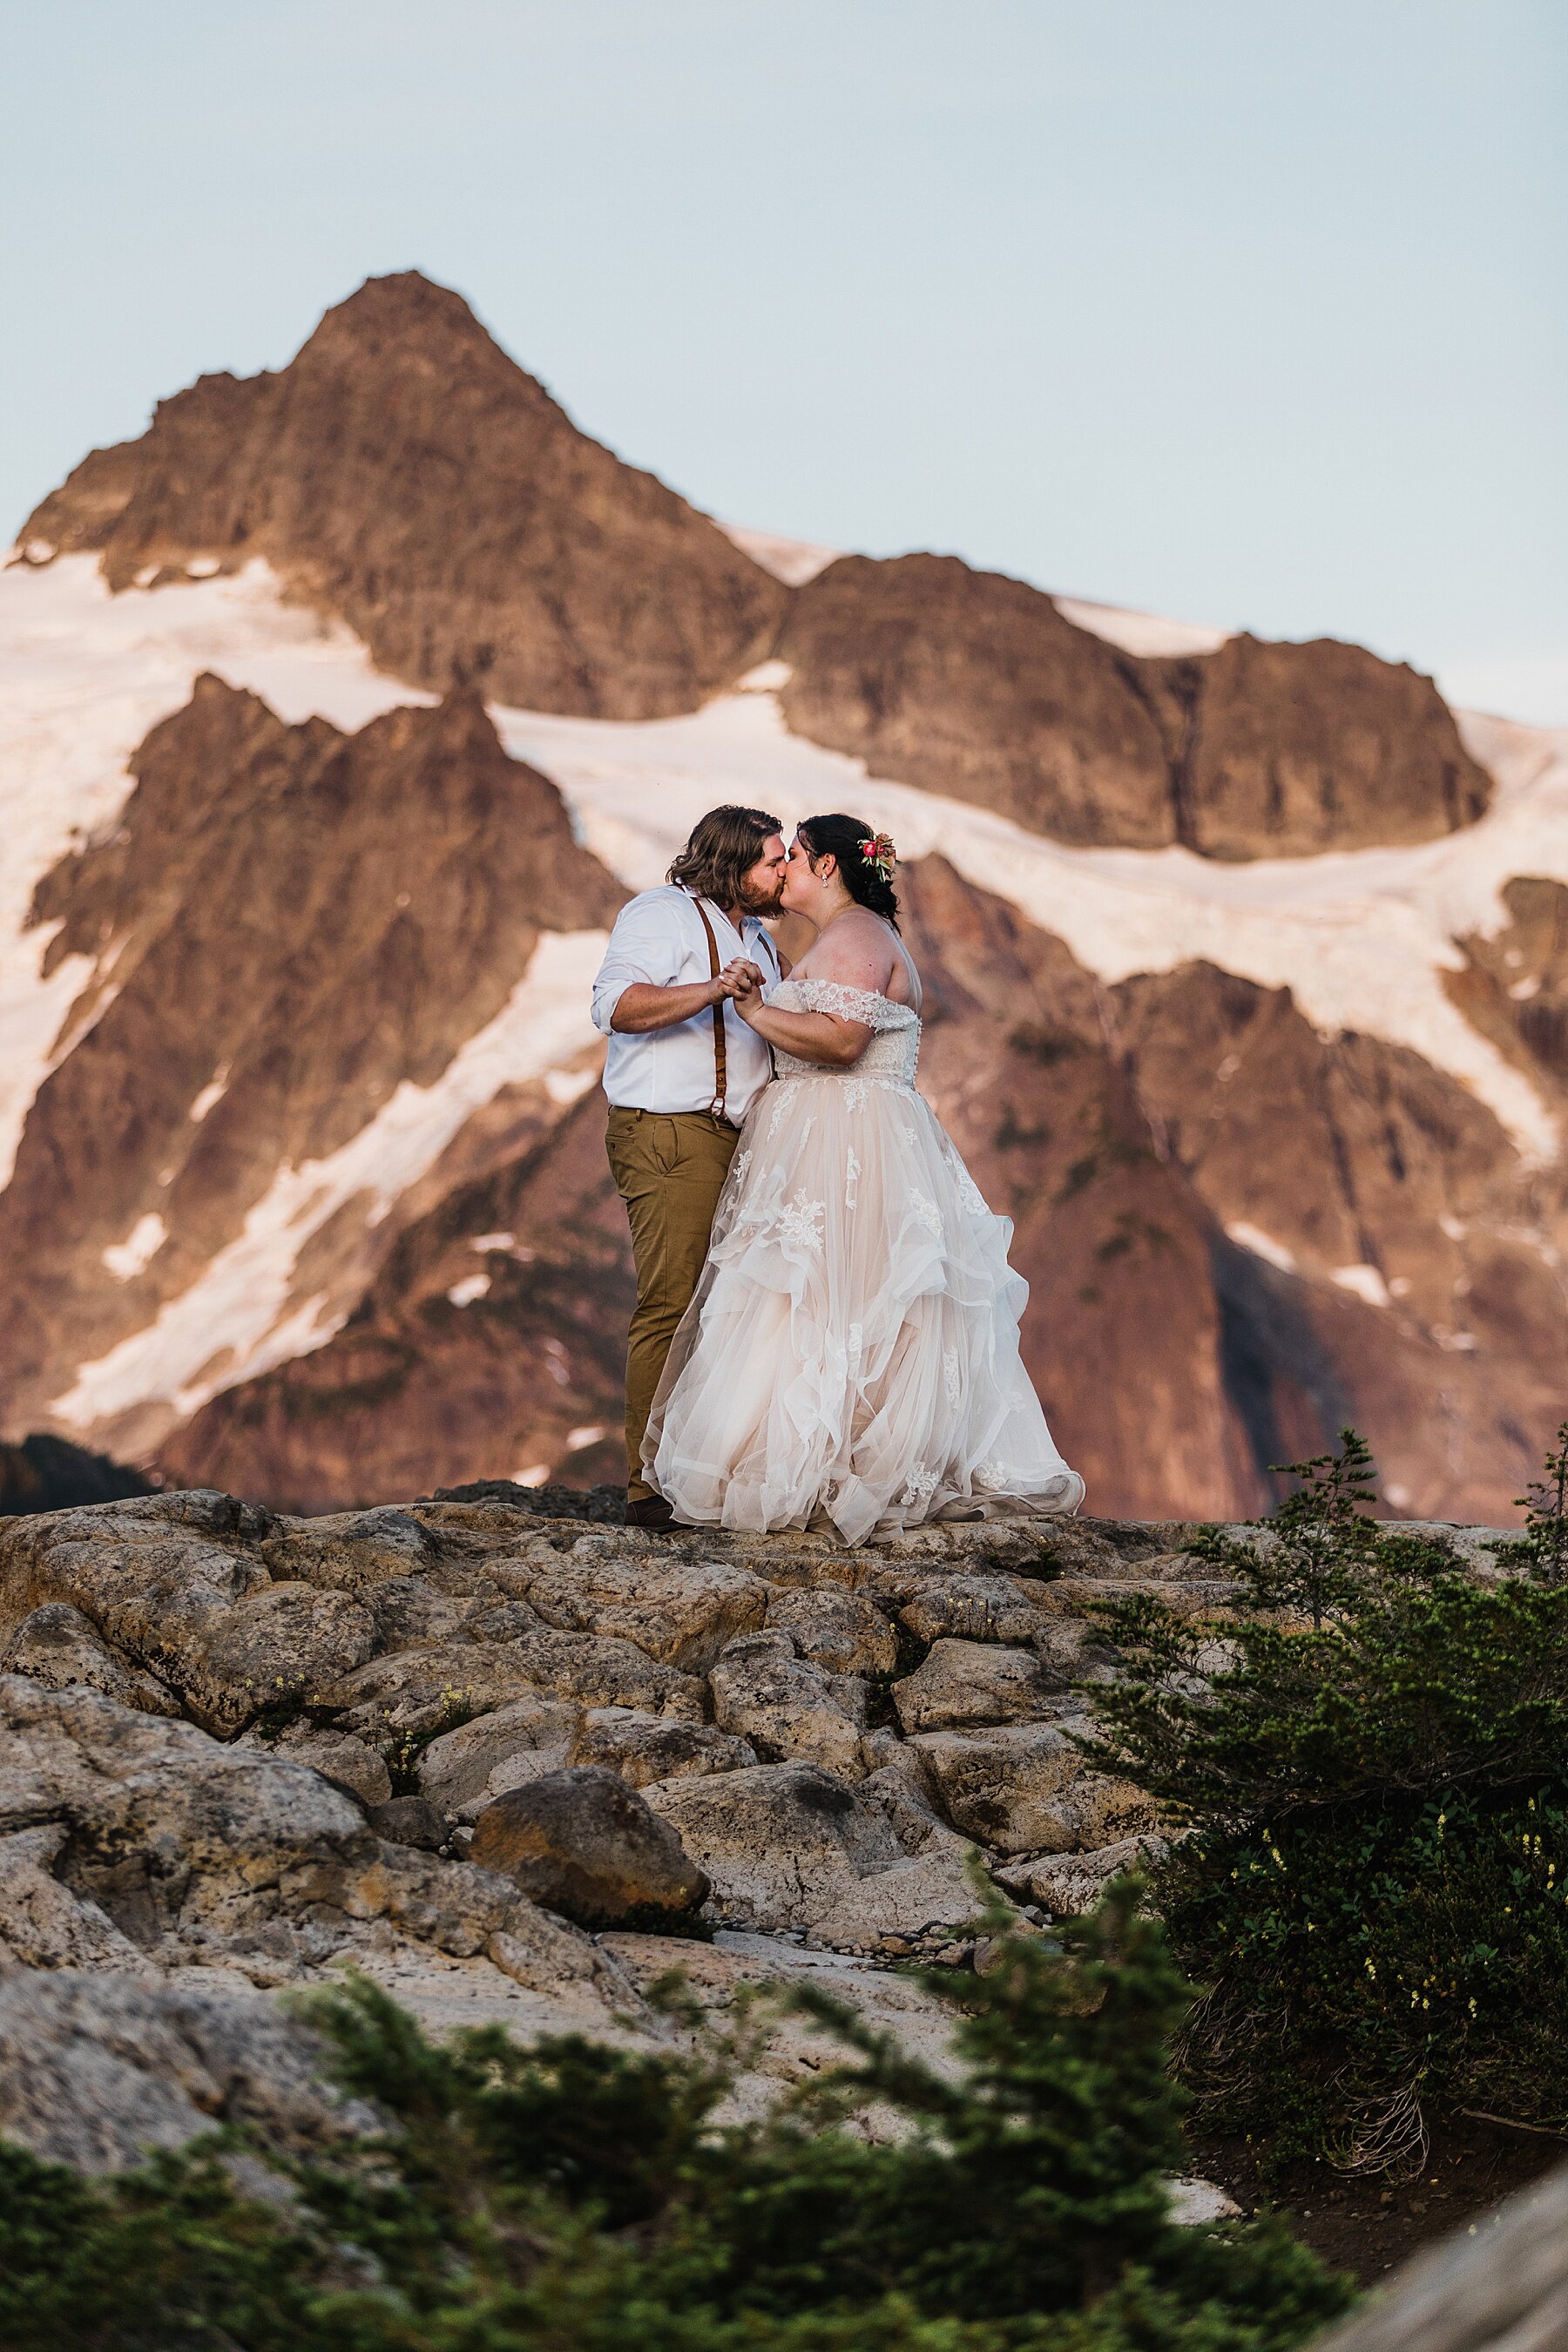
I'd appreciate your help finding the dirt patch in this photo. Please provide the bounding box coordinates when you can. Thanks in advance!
[1194,2115,1564,2286]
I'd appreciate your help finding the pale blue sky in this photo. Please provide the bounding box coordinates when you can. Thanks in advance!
[5,2,1565,718]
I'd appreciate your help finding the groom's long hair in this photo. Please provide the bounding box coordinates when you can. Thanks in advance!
[667,806,781,908]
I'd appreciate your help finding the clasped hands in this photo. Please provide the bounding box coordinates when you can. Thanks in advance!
[713,958,767,1020]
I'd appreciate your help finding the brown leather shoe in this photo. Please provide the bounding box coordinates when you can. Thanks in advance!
[625,1494,675,1530]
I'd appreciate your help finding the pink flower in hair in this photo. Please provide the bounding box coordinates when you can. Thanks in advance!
[859,831,896,882]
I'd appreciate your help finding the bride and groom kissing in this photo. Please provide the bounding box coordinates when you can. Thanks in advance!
[591,804,1083,1540]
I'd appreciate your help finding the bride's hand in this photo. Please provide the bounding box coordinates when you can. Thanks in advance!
[714,957,762,1002]
[730,963,766,1022]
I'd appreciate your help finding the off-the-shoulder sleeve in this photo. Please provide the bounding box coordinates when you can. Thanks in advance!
[768,978,918,1029]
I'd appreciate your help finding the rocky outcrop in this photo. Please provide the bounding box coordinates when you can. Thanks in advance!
[1175,632,1491,859]
[470,1764,709,1925]
[0,1487,1513,1980]
[776,554,1490,855]
[0,1483,1525,2209]
[0,1969,374,2173]
[891,1638,1063,1732]
[709,1631,871,1781]
[778,553,1178,847]
[646,1761,904,1931]
[996,1834,1170,1916]
[0,1487,1123,1966]
[0,1668,628,2005]
[21,271,788,718]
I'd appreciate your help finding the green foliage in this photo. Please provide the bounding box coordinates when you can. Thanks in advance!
[0,2139,326,2352]
[0,1890,1348,2351]
[1162,1787,1568,2169]
[1092,1556,1568,1828]
[382,1688,481,1794]
[1517,1420,1568,1584]
[1088,1428,1568,2167]
[1184,1428,1384,1632]
[251,1678,314,1740]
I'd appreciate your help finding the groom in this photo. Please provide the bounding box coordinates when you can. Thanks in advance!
[592,807,789,1527]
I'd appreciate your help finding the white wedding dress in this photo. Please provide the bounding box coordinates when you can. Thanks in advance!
[644,965,1085,1544]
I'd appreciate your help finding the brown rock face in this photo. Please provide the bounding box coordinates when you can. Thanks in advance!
[0,678,625,1442]
[1449,878,1568,1096]
[469,1764,709,1925]
[1179,633,1492,858]
[160,1078,634,1512]
[776,555,1490,856]
[778,554,1177,847]
[22,272,788,718]
[1106,958,1568,1518]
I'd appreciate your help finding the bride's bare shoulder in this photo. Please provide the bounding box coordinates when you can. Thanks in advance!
[794,908,900,995]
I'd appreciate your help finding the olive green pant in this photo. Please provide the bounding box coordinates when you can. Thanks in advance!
[605,1106,740,1502]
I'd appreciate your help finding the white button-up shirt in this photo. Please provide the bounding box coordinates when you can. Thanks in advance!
[591,886,781,1123]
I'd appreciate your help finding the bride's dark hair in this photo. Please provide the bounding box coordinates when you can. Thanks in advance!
[797,814,900,929]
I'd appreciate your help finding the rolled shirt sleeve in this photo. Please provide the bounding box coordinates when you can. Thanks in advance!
[591,896,685,1036]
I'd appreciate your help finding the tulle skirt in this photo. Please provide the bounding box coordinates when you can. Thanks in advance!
[645,1075,1085,1543]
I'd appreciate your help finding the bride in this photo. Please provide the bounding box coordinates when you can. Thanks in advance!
[643,814,1084,1542]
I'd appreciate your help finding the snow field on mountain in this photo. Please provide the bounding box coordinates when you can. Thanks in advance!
[0,556,437,1189]
[495,686,1568,1166]
[4,551,1567,1438]
[713,521,840,587]
[50,929,610,1433]
[1049,596,1233,659]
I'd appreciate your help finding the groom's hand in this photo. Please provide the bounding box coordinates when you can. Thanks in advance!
[715,958,766,1003]
[611,962,766,1033]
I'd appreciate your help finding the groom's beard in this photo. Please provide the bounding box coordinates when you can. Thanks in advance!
[737,877,787,915]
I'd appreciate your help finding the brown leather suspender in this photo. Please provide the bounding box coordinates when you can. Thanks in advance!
[687,892,778,1120]
[688,895,729,1119]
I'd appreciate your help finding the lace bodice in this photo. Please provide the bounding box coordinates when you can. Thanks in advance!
[767,977,922,1092]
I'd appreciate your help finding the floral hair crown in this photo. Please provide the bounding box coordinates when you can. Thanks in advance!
[858,830,896,882]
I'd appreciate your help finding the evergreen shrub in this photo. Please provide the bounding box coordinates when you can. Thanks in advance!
[1087,1429,1568,2171]
[0,1890,1346,2351]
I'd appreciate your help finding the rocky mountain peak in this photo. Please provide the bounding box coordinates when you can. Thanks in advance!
[301,267,535,370]
[21,272,788,719]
